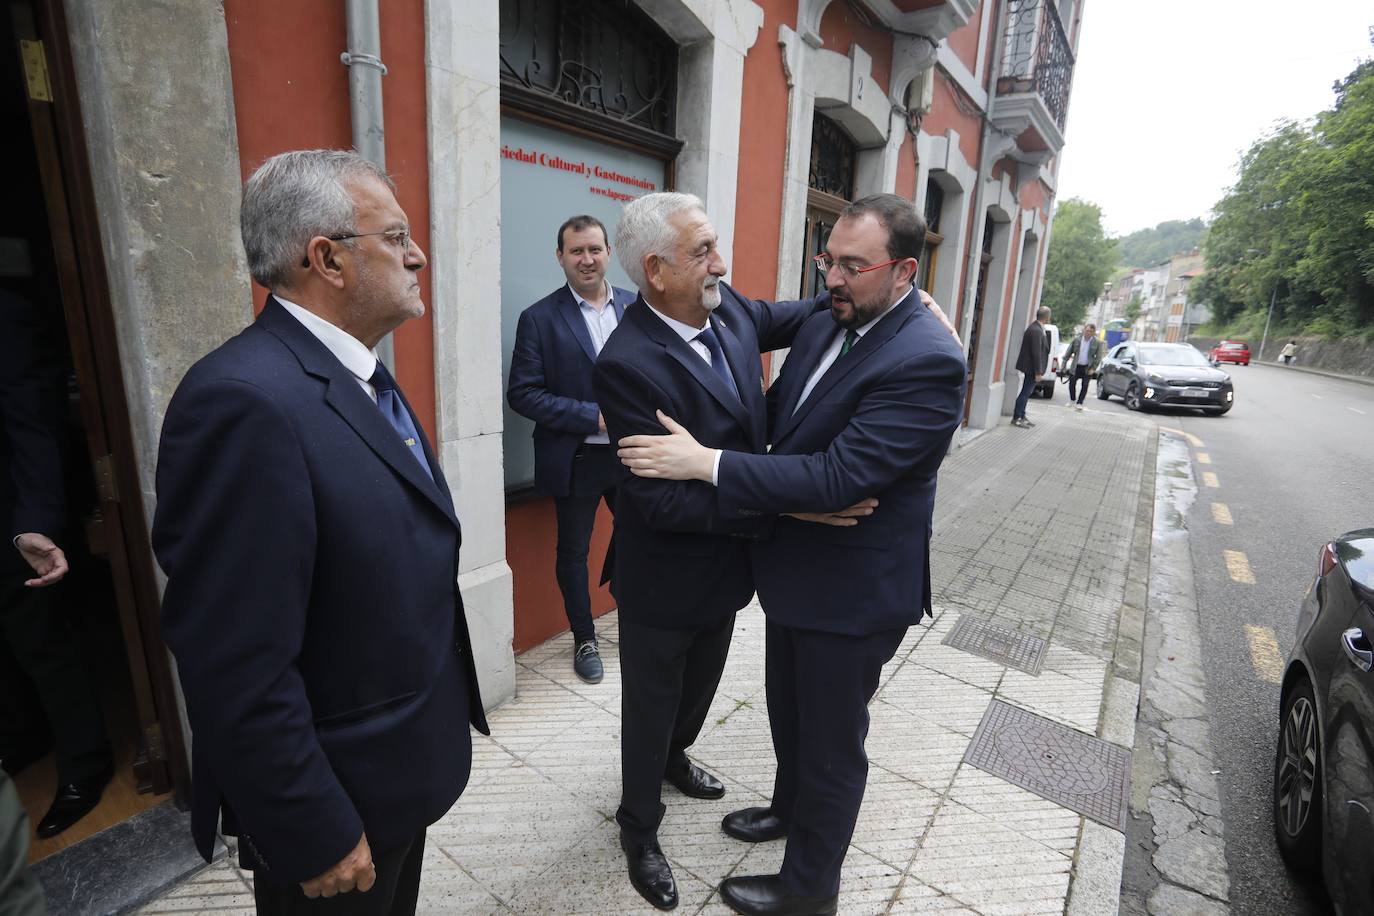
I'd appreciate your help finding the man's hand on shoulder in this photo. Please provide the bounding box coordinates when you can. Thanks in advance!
[301,833,376,899]
[917,290,963,348]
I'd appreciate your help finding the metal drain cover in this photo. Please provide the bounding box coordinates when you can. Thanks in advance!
[942,615,1048,676]
[965,700,1129,832]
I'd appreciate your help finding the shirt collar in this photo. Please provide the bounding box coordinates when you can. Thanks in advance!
[568,281,612,311]
[643,300,713,343]
[274,295,379,383]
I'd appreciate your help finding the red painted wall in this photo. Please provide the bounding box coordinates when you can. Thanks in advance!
[507,499,615,653]
[223,0,436,441]
[732,0,796,299]
[923,71,982,167]
[817,2,894,96]
[948,2,984,73]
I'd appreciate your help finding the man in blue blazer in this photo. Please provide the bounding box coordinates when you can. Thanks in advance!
[507,215,636,683]
[618,194,967,916]
[152,150,487,916]
[592,192,828,910]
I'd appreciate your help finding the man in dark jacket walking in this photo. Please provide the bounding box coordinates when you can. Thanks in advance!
[1013,306,1051,428]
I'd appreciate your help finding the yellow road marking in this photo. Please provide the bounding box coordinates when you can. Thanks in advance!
[1225,550,1256,584]
[1245,624,1284,684]
[1202,471,1219,488]
[1211,503,1233,525]
[1160,426,1205,449]
[1196,452,1212,464]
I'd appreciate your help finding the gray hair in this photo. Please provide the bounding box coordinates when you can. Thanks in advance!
[615,191,705,290]
[240,149,395,289]
[1037,306,1052,321]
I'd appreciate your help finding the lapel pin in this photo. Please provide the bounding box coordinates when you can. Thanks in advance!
[404,437,417,447]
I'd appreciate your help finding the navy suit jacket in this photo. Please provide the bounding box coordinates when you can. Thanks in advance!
[717,290,967,636]
[152,298,488,885]
[507,284,636,496]
[592,284,820,629]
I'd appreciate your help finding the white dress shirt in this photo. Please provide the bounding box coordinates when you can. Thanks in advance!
[275,296,381,401]
[572,282,619,444]
[792,285,913,414]
[1077,336,1092,366]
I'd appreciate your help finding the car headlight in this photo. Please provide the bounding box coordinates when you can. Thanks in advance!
[1147,372,1164,383]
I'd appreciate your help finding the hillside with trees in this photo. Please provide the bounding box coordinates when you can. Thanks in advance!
[1115,219,1207,268]
[1192,39,1374,340]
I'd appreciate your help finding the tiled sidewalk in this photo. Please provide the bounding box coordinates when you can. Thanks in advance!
[141,405,1155,915]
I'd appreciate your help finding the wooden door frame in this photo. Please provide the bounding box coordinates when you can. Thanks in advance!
[16,0,190,802]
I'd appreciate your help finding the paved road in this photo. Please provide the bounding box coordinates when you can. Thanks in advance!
[1054,361,1374,914]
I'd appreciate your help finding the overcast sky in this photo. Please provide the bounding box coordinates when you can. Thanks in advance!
[1055,1,1373,236]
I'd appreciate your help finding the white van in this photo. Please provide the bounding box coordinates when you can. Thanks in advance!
[1034,323,1061,398]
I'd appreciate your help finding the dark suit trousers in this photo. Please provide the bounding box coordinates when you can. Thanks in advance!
[554,445,618,645]
[0,573,110,783]
[616,613,734,842]
[1068,365,1091,404]
[252,830,425,916]
[765,620,906,898]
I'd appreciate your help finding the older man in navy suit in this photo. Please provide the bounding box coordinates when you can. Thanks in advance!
[619,194,967,916]
[153,150,487,915]
[507,215,635,683]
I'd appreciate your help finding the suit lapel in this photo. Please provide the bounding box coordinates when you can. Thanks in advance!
[632,299,752,435]
[770,315,837,441]
[554,287,598,363]
[257,299,460,529]
[773,295,919,445]
[713,314,764,449]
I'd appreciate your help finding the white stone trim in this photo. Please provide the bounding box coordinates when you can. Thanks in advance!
[936,43,989,112]
[426,0,515,709]
[917,129,976,320]
[967,212,1016,429]
[988,92,1066,154]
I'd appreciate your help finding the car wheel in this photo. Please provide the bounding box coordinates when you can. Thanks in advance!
[1124,382,1143,411]
[1096,378,1109,400]
[1273,676,1323,876]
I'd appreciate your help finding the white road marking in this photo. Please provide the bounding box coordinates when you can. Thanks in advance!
[1311,394,1324,400]
[1349,407,1366,415]
[1245,625,1284,684]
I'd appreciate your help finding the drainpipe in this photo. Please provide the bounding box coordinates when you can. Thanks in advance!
[342,0,394,369]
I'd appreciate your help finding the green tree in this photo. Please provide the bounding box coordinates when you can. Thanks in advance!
[1198,37,1374,336]
[1117,218,1208,268]
[1041,199,1118,330]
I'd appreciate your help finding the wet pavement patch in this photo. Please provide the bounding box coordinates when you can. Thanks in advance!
[942,615,1048,675]
[965,700,1130,832]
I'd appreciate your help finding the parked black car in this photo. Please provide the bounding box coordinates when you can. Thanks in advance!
[1274,531,1374,913]
[1096,341,1234,414]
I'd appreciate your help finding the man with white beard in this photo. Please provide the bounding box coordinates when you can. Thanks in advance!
[592,192,836,910]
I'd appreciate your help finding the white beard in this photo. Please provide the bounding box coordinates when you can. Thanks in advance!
[702,283,722,311]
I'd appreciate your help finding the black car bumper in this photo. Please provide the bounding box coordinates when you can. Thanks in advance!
[1142,382,1234,409]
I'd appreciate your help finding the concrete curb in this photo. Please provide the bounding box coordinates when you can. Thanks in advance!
[1248,360,1374,387]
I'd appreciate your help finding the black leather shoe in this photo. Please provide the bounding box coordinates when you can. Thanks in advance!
[664,758,724,799]
[722,806,788,842]
[36,766,113,839]
[620,834,678,910]
[719,875,837,916]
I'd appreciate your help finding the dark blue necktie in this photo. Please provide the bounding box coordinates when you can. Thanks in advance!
[694,326,740,401]
[368,362,434,481]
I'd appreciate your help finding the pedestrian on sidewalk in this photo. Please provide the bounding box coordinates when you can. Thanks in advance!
[1065,323,1103,410]
[507,215,636,684]
[592,192,832,911]
[152,150,488,916]
[617,194,966,916]
[1013,306,1051,427]
[1279,340,1298,365]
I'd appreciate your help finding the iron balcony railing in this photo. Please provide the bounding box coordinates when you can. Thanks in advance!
[997,0,1076,130]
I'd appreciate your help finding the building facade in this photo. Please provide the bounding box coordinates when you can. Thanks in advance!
[7,0,1083,905]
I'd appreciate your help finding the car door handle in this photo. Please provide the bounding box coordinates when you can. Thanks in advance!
[1342,628,1373,672]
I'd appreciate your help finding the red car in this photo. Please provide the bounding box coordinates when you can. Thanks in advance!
[1209,340,1250,366]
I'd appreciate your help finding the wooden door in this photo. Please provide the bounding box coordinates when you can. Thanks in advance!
[11,0,188,800]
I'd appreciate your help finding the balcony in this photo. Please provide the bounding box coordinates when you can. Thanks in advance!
[990,0,1075,156]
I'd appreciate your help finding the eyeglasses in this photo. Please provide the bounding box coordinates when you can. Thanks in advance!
[301,227,413,267]
[813,254,906,279]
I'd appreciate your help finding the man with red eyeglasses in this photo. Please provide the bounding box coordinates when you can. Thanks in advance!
[617,194,967,915]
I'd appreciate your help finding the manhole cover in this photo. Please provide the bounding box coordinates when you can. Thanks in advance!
[964,700,1129,832]
[942,615,1047,676]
